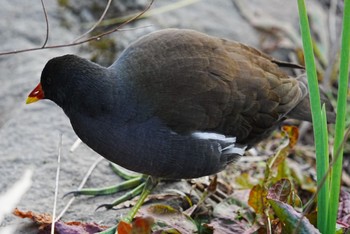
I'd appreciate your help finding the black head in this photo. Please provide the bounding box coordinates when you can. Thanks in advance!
[27,54,108,109]
[40,54,93,107]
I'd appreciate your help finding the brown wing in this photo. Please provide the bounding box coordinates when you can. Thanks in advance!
[119,29,305,145]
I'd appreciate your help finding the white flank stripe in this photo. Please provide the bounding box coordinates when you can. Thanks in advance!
[192,132,236,143]
[222,144,246,155]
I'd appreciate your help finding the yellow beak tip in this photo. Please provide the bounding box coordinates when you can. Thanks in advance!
[26,97,39,104]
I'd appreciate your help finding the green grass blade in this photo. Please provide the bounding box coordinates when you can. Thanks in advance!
[296,0,329,232]
[327,1,350,233]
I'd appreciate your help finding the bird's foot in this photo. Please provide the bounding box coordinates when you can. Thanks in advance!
[64,163,148,210]
[64,162,158,233]
[121,176,159,223]
[95,176,159,234]
[95,182,145,211]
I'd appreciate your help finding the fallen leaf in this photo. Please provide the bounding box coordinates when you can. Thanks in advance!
[248,185,268,215]
[338,188,350,228]
[117,217,154,234]
[281,125,299,148]
[14,208,108,233]
[139,203,196,233]
[267,178,292,203]
[13,208,52,229]
[269,199,320,234]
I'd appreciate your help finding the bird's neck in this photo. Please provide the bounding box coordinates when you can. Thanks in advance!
[62,66,144,127]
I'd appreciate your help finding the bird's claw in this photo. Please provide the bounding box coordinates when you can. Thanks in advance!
[95,203,114,211]
[63,190,81,198]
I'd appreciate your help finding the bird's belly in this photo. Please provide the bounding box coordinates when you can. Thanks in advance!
[71,116,244,179]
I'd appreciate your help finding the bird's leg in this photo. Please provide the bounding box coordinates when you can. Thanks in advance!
[122,176,159,223]
[95,176,159,234]
[109,163,140,180]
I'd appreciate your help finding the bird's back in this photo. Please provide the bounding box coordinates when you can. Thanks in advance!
[113,29,313,146]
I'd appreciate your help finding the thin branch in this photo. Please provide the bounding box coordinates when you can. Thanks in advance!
[328,0,338,46]
[0,0,154,56]
[70,138,82,152]
[55,156,104,221]
[51,133,62,234]
[40,0,49,48]
[232,0,302,47]
[97,0,202,27]
[73,0,112,42]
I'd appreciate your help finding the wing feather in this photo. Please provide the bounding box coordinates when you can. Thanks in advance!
[118,29,305,145]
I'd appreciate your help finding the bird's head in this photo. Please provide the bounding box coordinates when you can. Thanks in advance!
[26,54,104,108]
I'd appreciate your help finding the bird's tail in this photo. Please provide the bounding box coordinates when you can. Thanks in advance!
[287,74,336,123]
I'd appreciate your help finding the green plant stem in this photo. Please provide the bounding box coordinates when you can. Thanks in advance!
[327,1,350,233]
[297,1,329,232]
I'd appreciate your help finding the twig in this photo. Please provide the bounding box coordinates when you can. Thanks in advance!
[70,138,82,152]
[323,0,341,89]
[328,0,339,46]
[51,133,62,234]
[73,0,112,42]
[40,0,49,48]
[97,0,202,27]
[232,0,301,47]
[0,0,154,56]
[55,156,104,221]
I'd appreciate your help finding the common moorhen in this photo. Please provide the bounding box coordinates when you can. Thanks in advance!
[26,28,335,224]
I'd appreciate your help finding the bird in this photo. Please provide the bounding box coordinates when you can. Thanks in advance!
[26,28,335,225]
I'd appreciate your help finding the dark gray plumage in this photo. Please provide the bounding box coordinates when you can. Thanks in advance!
[27,29,335,179]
